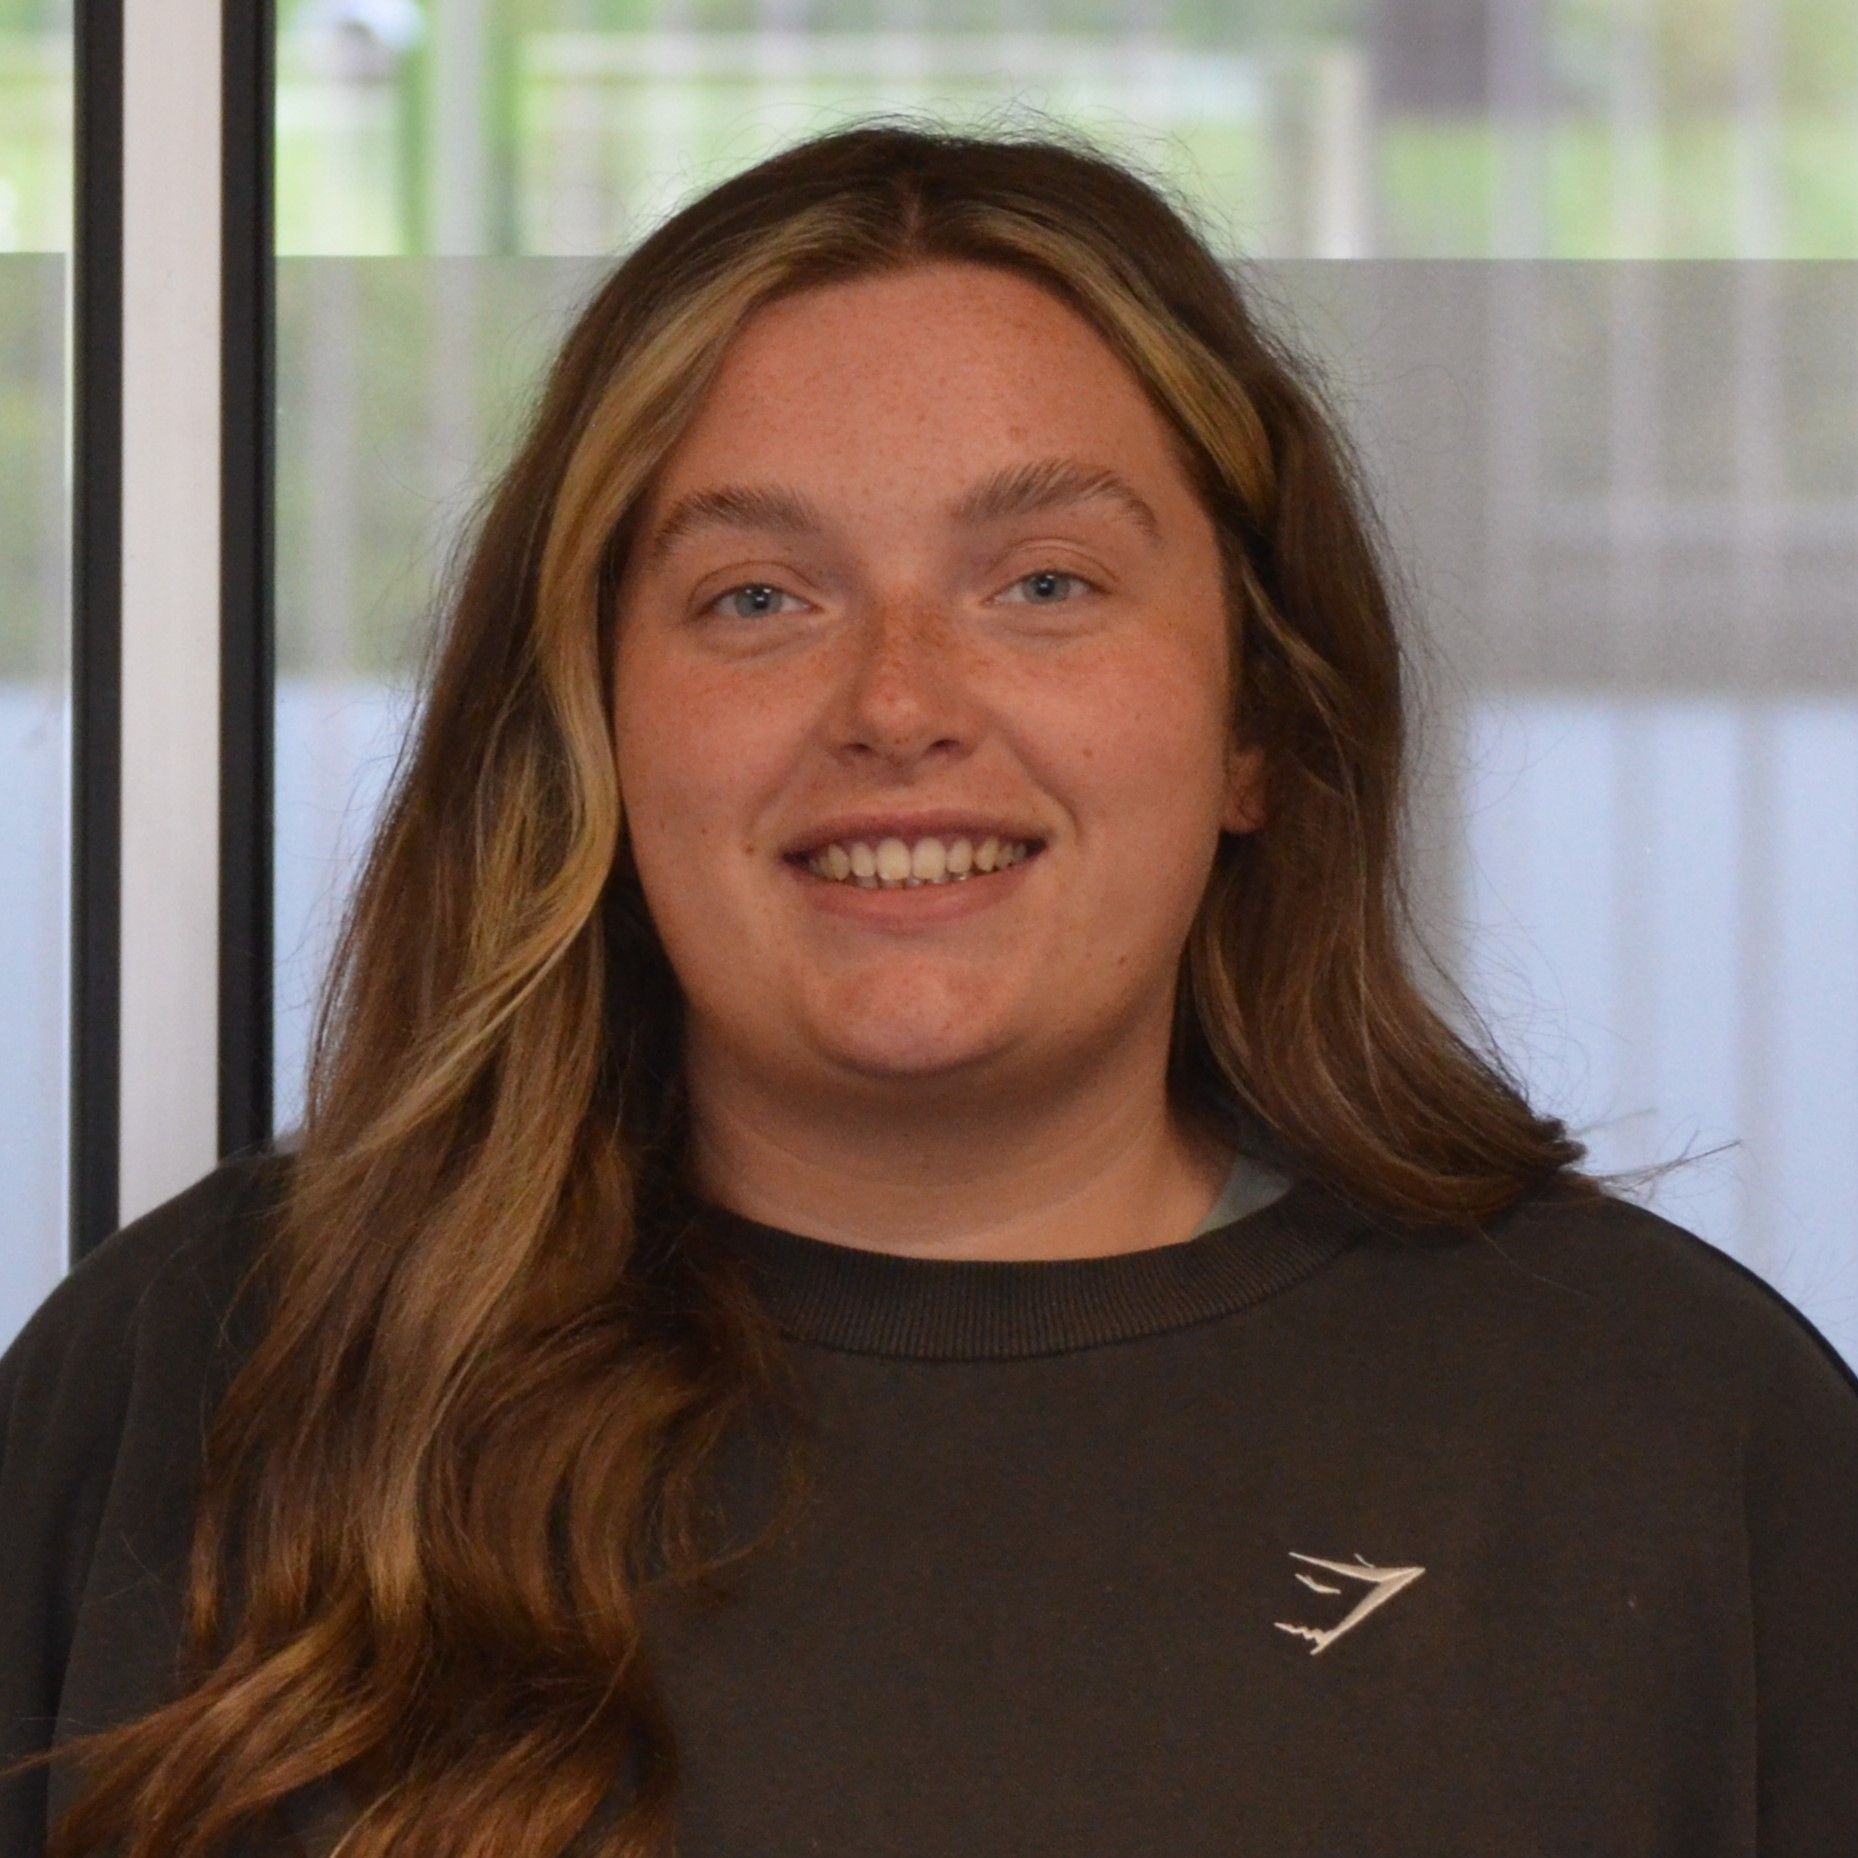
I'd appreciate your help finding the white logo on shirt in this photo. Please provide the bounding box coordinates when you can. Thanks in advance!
[1274,1550,1426,1654]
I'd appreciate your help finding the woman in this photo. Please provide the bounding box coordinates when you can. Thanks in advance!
[3,118,1854,1858]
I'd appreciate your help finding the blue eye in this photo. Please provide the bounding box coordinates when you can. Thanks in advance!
[705,582,801,621]
[999,568,1096,606]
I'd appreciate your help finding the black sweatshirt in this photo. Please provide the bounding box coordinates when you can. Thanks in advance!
[3,1148,1856,1857]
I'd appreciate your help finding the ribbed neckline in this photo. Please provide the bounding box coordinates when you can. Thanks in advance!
[692,1173,1375,1360]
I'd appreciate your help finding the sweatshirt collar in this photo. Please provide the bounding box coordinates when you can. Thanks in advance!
[691,1173,1372,1361]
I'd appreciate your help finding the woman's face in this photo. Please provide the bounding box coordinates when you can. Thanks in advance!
[611,259,1265,1134]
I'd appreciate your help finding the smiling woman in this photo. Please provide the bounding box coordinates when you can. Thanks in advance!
[3,115,1855,1858]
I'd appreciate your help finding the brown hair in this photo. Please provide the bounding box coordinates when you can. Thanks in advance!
[14,112,1712,1858]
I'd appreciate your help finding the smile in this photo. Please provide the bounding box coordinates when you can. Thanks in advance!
[798,836,1040,888]
[783,841,1047,926]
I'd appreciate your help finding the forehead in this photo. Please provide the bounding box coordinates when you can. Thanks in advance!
[719,260,1106,369]
[638,262,1191,530]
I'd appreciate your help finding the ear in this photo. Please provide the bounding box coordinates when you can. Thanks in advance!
[1221,741,1268,835]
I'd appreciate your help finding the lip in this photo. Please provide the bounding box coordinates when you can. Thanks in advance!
[784,842,1046,929]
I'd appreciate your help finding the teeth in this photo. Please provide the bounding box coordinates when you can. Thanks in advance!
[804,834,1036,888]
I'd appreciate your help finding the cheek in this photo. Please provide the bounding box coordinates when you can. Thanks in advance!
[618,652,753,817]
[1062,654,1225,820]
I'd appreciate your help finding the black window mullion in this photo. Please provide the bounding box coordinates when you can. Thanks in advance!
[71,0,124,1265]
[218,0,275,1160]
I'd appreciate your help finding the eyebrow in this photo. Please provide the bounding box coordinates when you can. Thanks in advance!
[639,455,1163,571]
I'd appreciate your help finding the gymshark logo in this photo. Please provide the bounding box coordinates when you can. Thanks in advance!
[1274,1550,1426,1655]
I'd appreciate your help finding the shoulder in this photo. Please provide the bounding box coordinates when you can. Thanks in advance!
[0,1146,296,1789]
[1477,1193,1858,1824]
[1450,1181,1856,1452]
[0,1146,293,1452]
[1337,1178,1858,1441]
[1496,1183,1855,1403]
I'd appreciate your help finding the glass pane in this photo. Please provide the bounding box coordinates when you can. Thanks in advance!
[0,0,73,1352]
[276,0,1858,264]
[274,1,1858,1366]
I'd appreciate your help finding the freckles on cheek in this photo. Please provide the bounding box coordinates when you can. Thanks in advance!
[625,654,730,768]
[662,698,792,847]
[1088,698,1214,833]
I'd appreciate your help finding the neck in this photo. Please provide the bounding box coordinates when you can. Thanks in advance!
[685,1050,1238,1264]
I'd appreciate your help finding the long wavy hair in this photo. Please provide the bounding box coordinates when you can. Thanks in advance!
[15,114,1708,1858]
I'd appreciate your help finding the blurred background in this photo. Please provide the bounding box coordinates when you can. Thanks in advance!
[3,0,1855,1360]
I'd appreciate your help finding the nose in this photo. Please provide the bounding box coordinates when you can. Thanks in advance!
[825,598,980,762]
